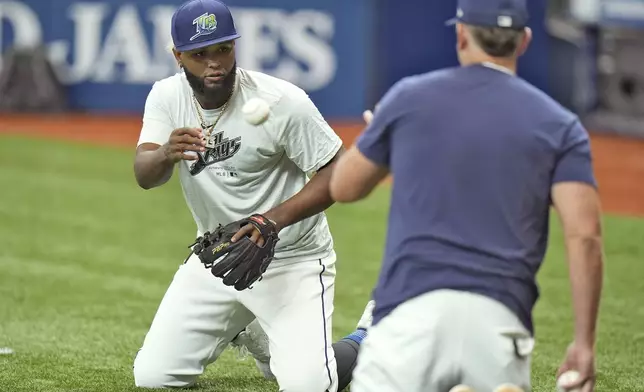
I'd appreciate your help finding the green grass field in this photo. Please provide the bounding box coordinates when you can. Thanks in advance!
[0,135,642,392]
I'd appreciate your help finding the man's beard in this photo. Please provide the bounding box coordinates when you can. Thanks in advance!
[183,63,237,106]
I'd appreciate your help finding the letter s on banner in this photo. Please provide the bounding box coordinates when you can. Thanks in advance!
[232,7,336,92]
[281,10,336,91]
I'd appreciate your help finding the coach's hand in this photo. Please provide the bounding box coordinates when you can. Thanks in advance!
[363,103,380,125]
[363,110,374,125]
[162,127,206,162]
[556,342,596,392]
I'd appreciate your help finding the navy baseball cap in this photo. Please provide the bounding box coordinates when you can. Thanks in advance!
[171,0,241,52]
[446,0,529,29]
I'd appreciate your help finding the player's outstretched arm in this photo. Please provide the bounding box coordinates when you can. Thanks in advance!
[253,147,345,234]
[236,91,350,237]
[551,181,604,392]
[134,128,205,189]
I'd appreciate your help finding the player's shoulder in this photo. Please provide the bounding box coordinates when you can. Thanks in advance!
[238,68,308,102]
[238,68,315,115]
[146,72,190,103]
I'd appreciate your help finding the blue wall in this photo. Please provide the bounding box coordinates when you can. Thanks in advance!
[0,0,550,117]
[372,0,550,106]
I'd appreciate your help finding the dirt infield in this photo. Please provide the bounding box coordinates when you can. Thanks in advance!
[1,114,643,217]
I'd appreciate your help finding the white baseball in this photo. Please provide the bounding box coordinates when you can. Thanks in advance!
[557,370,582,392]
[242,98,270,126]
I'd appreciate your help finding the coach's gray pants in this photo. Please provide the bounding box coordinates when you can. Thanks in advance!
[351,290,534,392]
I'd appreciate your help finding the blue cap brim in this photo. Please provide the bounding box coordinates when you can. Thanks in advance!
[445,17,460,26]
[175,33,241,52]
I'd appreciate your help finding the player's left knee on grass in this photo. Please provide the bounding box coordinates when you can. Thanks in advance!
[133,352,197,389]
[133,369,196,389]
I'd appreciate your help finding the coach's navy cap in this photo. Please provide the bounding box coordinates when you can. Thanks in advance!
[446,0,529,29]
[171,0,241,52]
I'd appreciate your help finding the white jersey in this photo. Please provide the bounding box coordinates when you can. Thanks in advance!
[137,68,343,261]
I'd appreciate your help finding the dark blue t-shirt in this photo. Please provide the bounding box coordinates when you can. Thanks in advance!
[357,64,597,334]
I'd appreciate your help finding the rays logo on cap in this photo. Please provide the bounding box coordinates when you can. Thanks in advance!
[190,12,218,41]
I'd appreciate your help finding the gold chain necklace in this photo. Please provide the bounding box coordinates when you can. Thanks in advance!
[191,81,236,138]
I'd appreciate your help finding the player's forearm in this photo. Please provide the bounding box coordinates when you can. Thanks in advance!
[263,165,336,232]
[566,235,604,347]
[134,147,175,190]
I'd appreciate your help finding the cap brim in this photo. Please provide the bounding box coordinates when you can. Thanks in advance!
[444,15,528,29]
[175,33,241,52]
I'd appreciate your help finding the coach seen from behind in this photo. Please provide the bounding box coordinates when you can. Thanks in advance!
[330,0,604,391]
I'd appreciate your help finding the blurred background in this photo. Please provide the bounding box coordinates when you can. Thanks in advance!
[1,0,644,131]
[0,0,640,123]
[0,1,643,391]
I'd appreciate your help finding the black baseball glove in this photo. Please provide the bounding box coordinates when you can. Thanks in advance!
[187,214,279,291]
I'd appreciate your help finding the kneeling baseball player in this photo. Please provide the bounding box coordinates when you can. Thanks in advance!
[132,0,373,390]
